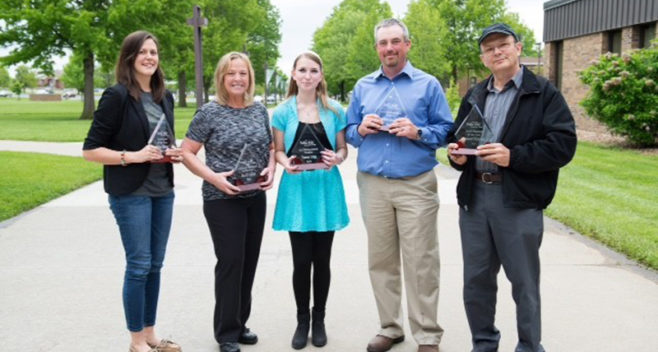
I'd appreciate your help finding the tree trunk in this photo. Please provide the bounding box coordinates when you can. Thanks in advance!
[177,71,187,108]
[451,64,458,87]
[80,52,95,120]
[340,81,345,102]
[204,79,210,104]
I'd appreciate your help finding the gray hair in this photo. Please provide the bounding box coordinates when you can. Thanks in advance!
[374,18,410,43]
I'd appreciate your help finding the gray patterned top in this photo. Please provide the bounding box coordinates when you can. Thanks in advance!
[186,101,272,200]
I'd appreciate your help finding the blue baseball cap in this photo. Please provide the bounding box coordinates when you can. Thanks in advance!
[478,23,519,45]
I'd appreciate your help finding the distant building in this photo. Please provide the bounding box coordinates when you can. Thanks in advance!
[520,56,544,76]
[543,0,657,132]
[37,70,64,90]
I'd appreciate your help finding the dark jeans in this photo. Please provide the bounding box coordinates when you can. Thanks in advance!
[203,192,266,343]
[108,191,175,332]
[289,231,335,314]
[459,182,544,352]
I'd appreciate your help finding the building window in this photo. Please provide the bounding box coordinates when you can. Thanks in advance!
[607,30,622,54]
[640,23,656,49]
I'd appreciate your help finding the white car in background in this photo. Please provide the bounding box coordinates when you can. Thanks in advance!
[62,89,78,99]
[34,88,54,94]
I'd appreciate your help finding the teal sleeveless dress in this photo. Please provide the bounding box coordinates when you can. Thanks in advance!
[271,97,350,232]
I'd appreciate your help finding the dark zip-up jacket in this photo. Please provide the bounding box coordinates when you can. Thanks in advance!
[83,84,175,195]
[448,68,577,209]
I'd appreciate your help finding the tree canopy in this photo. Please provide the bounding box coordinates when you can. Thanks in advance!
[0,66,10,88]
[13,65,38,93]
[163,0,281,104]
[61,52,113,93]
[1,0,114,118]
[311,0,538,99]
[0,0,280,116]
[404,0,537,83]
[312,0,392,101]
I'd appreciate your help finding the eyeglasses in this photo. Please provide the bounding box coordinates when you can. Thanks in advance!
[481,41,515,56]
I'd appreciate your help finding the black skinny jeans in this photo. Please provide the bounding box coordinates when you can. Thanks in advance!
[289,231,335,314]
[203,192,266,343]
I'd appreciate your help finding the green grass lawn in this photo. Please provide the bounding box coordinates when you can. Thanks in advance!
[0,98,195,142]
[437,142,658,270]
[546,142,658,270]
[0,151,102,222]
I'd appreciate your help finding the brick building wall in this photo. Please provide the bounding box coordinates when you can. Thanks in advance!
[545,22,657,133]
[546,32,607,132]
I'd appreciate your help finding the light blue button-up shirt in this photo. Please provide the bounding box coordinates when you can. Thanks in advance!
[346,61,453,178]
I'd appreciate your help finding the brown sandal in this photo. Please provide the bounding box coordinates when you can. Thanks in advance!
[129,346,160,352]
[147,339,181,352]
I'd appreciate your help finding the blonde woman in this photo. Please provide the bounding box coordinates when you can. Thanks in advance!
[180,52,275,352]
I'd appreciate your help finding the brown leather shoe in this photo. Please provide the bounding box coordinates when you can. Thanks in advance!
[417,344,439,352]
[366,334,405,352]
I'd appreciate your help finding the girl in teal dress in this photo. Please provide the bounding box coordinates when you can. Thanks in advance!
[271,52,349,350]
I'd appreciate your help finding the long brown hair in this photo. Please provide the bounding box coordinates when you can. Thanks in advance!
[286,51,336,113]
[115,31,165,103]
[214,52,256,106]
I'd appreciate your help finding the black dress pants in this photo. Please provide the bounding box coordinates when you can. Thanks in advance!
[203,192,266,343]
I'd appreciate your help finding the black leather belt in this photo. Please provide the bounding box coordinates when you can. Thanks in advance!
[474,172,502,184]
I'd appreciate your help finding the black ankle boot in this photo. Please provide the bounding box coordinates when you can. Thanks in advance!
[291,312,310,349]
[311,308,327,347]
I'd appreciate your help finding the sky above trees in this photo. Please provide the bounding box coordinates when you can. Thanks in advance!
[272,0,544,75]
[1,0,544,77]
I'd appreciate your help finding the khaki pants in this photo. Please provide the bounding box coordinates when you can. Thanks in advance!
[357,170,443,345]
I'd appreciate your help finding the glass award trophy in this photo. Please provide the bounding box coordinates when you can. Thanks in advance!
[288,124,329,171]
[147,113,176,163]
[373,86,407,131]
[230,143,266,192]
[451,105,494,155]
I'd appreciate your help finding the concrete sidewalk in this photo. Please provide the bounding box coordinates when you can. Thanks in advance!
[0,141,656,352]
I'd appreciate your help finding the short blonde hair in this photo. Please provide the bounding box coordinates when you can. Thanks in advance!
[214,52,255,106]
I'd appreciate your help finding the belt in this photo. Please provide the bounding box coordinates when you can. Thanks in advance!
[474,172,502,184]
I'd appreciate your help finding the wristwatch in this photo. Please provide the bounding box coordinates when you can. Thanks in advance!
[416,128,423,140]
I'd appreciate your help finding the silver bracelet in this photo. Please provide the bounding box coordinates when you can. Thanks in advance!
[120,150,127,167]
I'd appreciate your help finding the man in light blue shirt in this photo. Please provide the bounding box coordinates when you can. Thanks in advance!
[346,18,452,352]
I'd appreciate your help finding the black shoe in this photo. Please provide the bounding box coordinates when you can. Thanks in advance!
[238,327,258,345]
[292,312,310,349]
[311,308,327,347]
[219,342,240,352]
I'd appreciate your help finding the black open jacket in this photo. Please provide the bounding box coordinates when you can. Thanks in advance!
[448,68,577,210]
[83,84,175,196]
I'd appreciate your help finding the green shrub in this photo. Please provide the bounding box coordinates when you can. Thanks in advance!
[445,77,461,116]
[579,43,658,147]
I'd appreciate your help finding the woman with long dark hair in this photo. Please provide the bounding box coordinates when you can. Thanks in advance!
[83,30,183,352]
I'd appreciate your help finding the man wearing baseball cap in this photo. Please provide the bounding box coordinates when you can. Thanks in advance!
[447,23,577,352]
